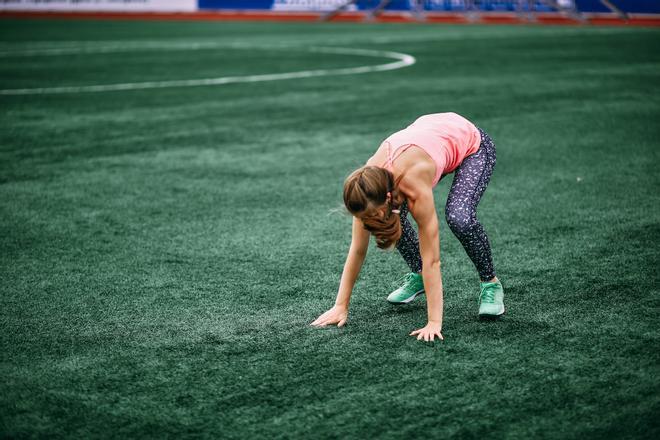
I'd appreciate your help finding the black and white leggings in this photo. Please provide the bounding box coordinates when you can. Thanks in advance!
[396,128,497,282]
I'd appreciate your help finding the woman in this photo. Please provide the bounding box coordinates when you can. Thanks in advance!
[311,112,504,342]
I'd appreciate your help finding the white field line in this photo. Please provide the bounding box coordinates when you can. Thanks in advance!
[0,46,415,95]
[0,41,258,57]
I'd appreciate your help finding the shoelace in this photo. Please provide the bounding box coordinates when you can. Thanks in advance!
[480,284,496,304]
[395,272,418,287]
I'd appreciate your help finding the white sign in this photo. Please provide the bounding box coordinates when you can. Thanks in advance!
[272,0,358,12]
[0,0,197,12]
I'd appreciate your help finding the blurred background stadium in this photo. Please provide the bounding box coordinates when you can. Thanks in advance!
[1,1,659,439]
[2,0,660,23]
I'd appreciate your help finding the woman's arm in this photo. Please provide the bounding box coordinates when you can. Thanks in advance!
[311,216,370,327]
[408,187,444,341]
[335,216,370,307]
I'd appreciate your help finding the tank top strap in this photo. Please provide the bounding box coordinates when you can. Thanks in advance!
[382,141,415,171]
[381,140,394,171]
[391,143,414,163]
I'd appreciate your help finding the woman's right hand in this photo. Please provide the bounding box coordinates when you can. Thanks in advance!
[310,305,348,328]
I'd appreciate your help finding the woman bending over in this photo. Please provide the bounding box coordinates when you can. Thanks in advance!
[311,112,505,342]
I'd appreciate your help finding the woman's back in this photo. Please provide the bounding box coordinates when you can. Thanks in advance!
[383,112,481,185]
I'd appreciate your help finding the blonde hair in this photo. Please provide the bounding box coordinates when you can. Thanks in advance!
[343,165,406,249]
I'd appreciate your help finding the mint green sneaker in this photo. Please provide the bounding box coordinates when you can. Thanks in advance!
[478,279,505,318]
[387,272,425,304]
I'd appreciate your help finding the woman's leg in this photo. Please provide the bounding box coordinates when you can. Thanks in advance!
[388,200,425,304]
[444,128,497,282]
[396,200,423,273]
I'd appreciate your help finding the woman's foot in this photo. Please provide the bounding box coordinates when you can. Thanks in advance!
[478,279,505,318]
[387,272,425,304]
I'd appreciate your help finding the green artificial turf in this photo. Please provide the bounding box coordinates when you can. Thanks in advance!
[1,19,659,439]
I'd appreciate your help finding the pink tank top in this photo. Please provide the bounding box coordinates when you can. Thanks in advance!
[381,112,481,187]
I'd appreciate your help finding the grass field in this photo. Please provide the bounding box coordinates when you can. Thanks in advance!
[1,19,659,439]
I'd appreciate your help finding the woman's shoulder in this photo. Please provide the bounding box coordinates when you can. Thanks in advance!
[398,147,436,183]
[365,142,389,167]
[398,161,434,200]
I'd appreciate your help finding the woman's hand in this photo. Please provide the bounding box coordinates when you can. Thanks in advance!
[311,305,348,328]
[410,321,443,342]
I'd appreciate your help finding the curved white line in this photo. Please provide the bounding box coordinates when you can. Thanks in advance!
[0,46,415,95]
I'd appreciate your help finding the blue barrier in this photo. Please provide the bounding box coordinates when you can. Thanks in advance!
[575,0,660,14]
[198,0,660,14]
[199,0,273,9]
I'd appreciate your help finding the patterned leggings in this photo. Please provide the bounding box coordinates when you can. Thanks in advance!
[396,128,497,282]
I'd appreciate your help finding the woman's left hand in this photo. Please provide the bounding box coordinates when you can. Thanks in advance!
[410,321,443,342]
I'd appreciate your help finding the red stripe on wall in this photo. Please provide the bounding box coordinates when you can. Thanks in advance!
[0,10,658,26]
